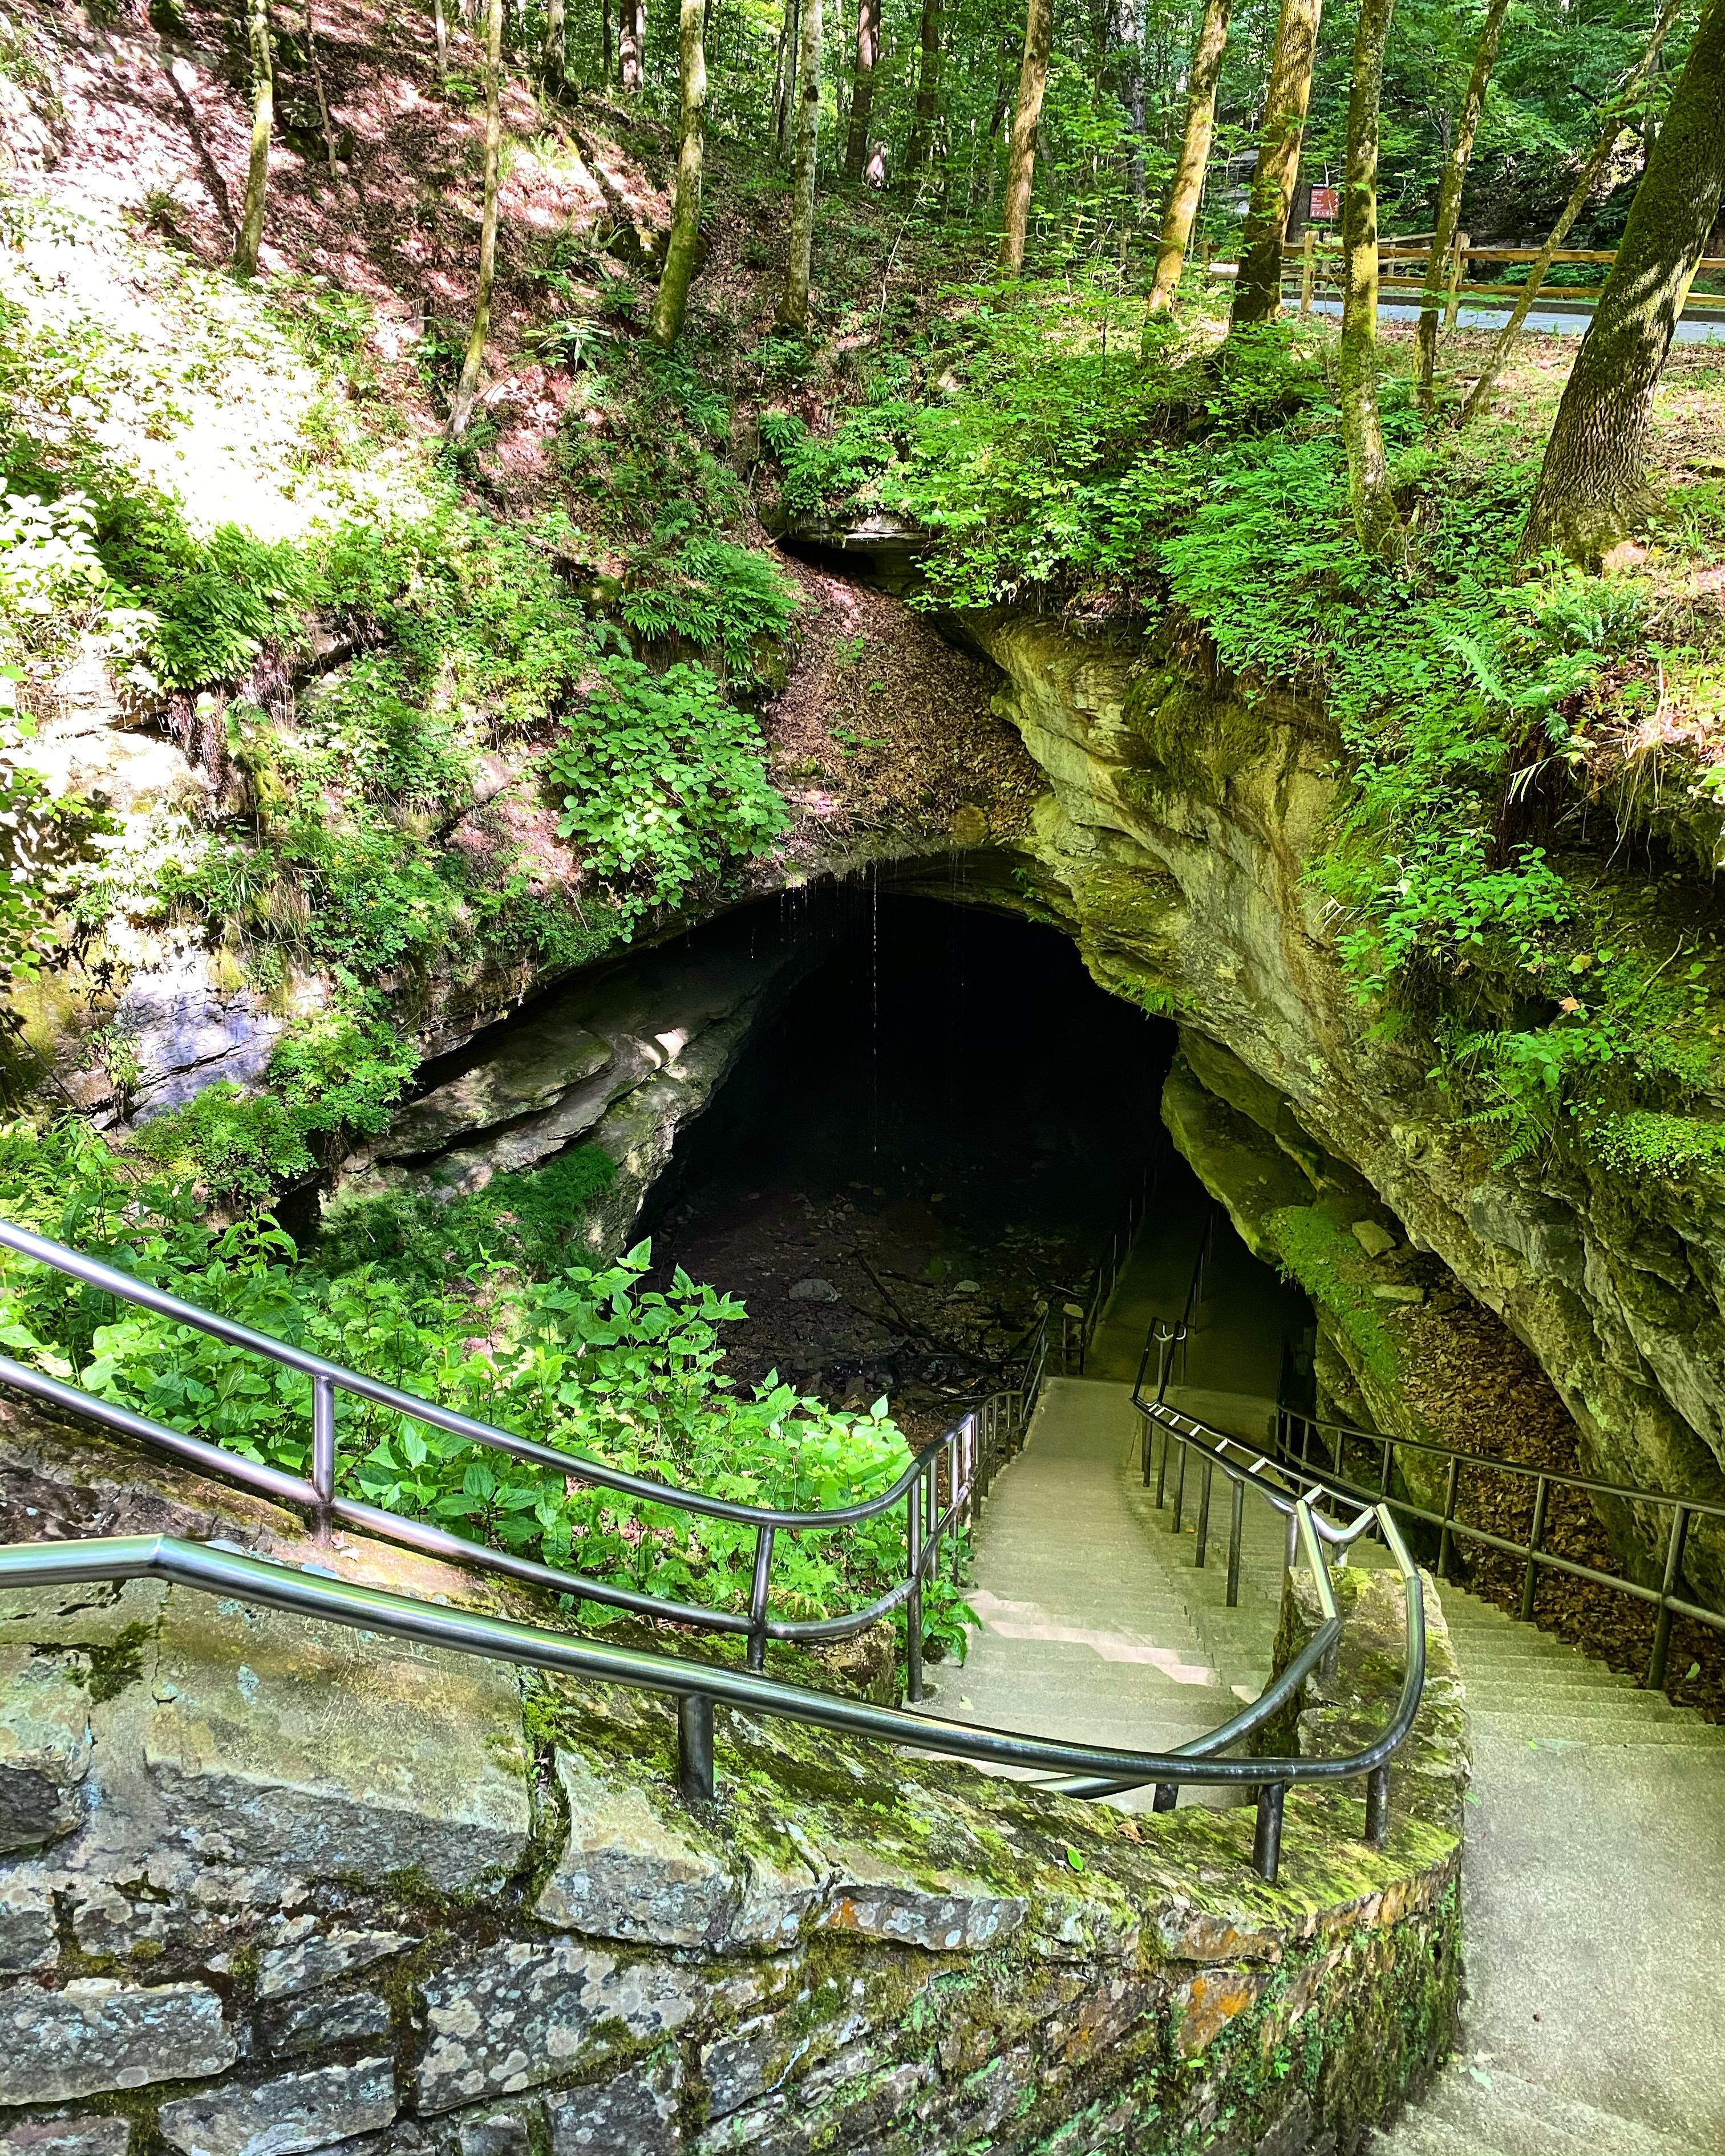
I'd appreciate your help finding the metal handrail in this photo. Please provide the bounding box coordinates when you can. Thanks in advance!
[0,1165,1152,1703]
[1137,1207,1725,1692]
[0,1494,1426,1883]
[1274,1400,1725,1691]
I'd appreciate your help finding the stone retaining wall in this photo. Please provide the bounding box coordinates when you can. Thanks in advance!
[0,1550,1465,2156]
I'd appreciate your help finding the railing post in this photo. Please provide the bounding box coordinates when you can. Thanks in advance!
[1226,1476,1245,1608]
[1444,228,1469,329]
[1194,1457,1213,1569]
[1253,1782,1285,1884]
[1299,224,1315,317]
[747,1524,776,1672]
[1152,1782,1177,1813]
[678,1692,715,1805]
[1365,1762,1390,1848]
[1379,1436,1393,1501]
[951,1430,965,1587]
[1439,1456,1460,1580]
[906,1481,925,1704]
[311,1374,337,1539]
[1173,1437,1188,1533]
[1648,1504,1691,1692]
[1519,1477,1549,1624]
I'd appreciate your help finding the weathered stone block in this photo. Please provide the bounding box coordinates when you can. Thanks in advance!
[819,1842,1026,1951]
[261,1984,393,2057]
[455,2111,536,2156]
[158,2058,398,2156]
[255,1927,416,2000]
[416,1942,698,2113]
[547,2053,683,2154]
[144,1596,529,1891]
[0,1646,92,1851]
[535,1753,736,1947]
[0,2118,131,2156]
[0,1976,234,2103]
[0,1874,58,1972]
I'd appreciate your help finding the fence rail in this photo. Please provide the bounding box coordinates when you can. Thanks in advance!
[1199,232,1725,321]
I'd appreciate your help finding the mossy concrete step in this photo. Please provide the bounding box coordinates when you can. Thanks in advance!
[1461,1687,1694,1720]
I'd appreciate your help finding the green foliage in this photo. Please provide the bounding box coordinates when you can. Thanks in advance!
[318,1145,617,1279]
[129,1008,419,1210]
[0,1117,947,1644]
[545,657,789,925]
[618,535,799,684]
[1265,1204,1400,1391]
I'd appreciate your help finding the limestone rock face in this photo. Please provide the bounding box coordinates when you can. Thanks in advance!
[969,609,1725,1604]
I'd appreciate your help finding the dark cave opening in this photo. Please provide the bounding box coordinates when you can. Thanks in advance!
[639,888,1311,1441]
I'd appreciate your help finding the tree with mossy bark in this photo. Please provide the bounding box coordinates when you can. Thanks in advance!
[1461,0,1686,431]
[446,0,504,439]
[650,0,707,344]
[1414,0,1509,413]
[1338,0,1402,559]
[1520,0,1725,565]
[778,0,822,329]
[845,0,881,181]
[1144,0,1232,319]
[1229,0,1322,327]
[904,0,944,178]
[233,0,274,279]
[999,0,1054,275]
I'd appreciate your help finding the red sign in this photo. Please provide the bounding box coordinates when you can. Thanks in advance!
[1309,186,1340,221]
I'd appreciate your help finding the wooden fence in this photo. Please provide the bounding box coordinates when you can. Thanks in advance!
[1201,232,1725,321]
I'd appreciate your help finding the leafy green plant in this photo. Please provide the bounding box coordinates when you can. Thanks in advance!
[545,656,789,925]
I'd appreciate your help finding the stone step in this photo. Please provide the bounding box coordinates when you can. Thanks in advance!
[1414,2063,1704,2156]
[1489,1715,1725,1748]
[1461,1688,1694,1721]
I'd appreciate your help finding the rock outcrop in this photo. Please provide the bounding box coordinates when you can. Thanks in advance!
[968,609,1725,1604]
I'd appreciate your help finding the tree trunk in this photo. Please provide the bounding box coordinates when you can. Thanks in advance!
[1118,0,1144,200]
[233,0,274,278]
[543,0,566,83]
[601,0,612,83]
[1461,0,1686,428]
[1338,0,1402,557]
[1520,0,1725,564]
[619,0,645,88]
[905,0,944,176]
[302,0,340,179]
[1228,0,1322,326]
[844,0,880,181]
[447,0,504,439]
[1414,0,1508,410]
[434,0,450,76]
[1145,0,1231,315]
[778,0,821,327]
[998,0,1054,274]
[772,0,800,156]
[650,0,707,342]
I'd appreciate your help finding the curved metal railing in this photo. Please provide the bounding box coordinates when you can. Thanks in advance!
[0,1489,1423,1883]
[1274,1400,1725,1689]
[0,1194,1432,1881]
[0,1169,1152,1705]
[1139,1203,1725,1692]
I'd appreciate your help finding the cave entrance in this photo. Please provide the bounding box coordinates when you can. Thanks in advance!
[641,889,1314,1445]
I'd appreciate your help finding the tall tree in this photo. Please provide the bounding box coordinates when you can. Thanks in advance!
[1229,0,1322,326]
[1338,0,1402,556]
[650,0,708,342]
[618,0,646,88]
[1460,0,1686,427]
[543,0,567,85]
[303,0,340,180]
[447,0,504,439]
[999,0,1055,274]
[1521,0,1725,562]
[845,0,881,180]
[233,0,275,279]
[434,0,450,79]
[1413,0,1509,411]
[905,0,945,177]
[1144,0,1232,315]
[779,0,822,327]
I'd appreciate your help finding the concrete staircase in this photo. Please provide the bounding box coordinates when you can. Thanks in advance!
[951,1230,1725,2155]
